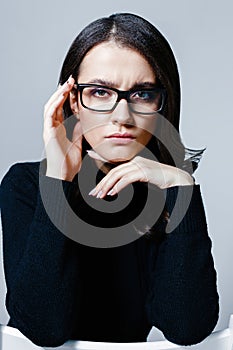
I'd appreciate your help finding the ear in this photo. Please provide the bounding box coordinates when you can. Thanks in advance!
[69,89,79,116]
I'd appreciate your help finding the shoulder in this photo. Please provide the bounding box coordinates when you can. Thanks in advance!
[0,160,43,193]
[2,160,41,181]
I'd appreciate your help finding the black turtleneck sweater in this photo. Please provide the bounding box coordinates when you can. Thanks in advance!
[0,160,219,347]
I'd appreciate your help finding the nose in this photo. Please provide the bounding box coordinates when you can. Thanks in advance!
[110,99,135,126]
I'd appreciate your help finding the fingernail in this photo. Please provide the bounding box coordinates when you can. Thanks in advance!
[107,189,115,196]
[96,190,103,199]
[67,75,73,84]
[88,188,96,196]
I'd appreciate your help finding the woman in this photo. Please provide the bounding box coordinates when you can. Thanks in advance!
[0,13,219,347]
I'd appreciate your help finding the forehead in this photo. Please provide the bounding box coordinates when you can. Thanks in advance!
[78,42,156,88]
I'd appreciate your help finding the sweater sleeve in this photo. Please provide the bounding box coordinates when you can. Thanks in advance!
[0,162,83,347]
[146,184,219,346]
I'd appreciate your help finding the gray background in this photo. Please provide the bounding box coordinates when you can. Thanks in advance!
[0,0,232,334]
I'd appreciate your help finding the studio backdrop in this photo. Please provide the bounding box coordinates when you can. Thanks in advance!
[0,0,232,334]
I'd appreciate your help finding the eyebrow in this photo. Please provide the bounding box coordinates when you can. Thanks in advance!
[81,79,157,90]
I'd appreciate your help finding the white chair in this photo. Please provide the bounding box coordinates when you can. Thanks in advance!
[0,315,233,350]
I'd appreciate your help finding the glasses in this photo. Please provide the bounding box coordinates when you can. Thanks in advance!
[73,83,166,115]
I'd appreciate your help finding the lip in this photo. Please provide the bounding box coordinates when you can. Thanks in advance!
[105,133,136,145]
[106,133,136,139]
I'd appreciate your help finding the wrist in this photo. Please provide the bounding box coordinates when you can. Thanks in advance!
[165,167,194,188]
[46,166,74,182]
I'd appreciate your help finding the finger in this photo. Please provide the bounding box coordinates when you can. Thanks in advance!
[89,163,140,198]
[72,120,83,148]
[52,76,74,102]
[97,169,143,198]
[44,76,75,116]
[89,163,133,194]
[99,158,150,196]
[44,93,67,129]
[109,170,144,195]
[44,89,69,118]
[89,156,152,197]
[56,105,64,124]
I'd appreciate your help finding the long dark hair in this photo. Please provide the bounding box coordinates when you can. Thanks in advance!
[59,13,204,174]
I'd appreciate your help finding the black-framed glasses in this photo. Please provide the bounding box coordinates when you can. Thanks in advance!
[73,83,166,115]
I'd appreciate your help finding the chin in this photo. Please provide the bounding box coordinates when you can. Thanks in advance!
[108,157,131,164]
[102,151,136,164]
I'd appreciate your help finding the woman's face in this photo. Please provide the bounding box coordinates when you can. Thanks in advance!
[73,42,158,163]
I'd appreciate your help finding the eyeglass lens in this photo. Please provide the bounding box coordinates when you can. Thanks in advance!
[81,86,164,113]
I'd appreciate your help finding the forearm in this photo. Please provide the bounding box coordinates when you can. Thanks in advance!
[2,171,82,347]
[146,185,219,346]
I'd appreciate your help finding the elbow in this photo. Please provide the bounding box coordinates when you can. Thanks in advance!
[8,317,69,347]
[6,295,73,347]
[163,322,218,346]
[23,331,68,348]
[7,305,71,347]
[150,296,219,346]
[26,332,68,348]
[161,305,219,346]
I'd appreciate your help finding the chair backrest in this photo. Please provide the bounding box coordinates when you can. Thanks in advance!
[1,315,233,350]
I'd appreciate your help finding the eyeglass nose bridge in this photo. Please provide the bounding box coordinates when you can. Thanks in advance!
[115,90,131,104]
[112,90,135,113]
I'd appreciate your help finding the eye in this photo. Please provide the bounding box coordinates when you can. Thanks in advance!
[90,87,112,98]
[131,90,156,102]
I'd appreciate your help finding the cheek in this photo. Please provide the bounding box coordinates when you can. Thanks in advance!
[79,113,96,132]
[143,117,157,132]
[137,118,157,142]
[79,114,105,148]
